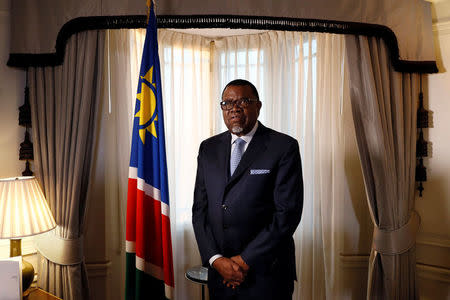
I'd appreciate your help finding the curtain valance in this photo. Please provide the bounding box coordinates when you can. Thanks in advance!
[8,0,437,72]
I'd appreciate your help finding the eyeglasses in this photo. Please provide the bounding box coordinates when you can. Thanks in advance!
[220,98,259,110]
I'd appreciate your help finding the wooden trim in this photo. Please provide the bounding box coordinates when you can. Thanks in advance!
[339,253,450,283]
[86,261,111,278]
[339,254,369,269]
[416,233,450,249]
[417,263,450,283]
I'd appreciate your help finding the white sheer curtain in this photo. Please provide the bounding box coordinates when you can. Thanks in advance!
[93,29,146,300]
[157,30,213,300]
[213,31,347,299]
[100,28,347,300]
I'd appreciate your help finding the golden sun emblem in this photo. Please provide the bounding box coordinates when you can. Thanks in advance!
[135,66,158,143]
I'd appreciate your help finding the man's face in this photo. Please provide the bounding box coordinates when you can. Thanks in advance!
[222,85,261,136]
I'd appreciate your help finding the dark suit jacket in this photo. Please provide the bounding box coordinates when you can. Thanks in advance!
[192,122,303,298]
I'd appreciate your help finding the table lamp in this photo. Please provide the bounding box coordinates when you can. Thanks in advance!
[0,176,56,292]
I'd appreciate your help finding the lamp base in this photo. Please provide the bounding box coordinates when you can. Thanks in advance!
[22,259,34,292]
[10,239,35,292]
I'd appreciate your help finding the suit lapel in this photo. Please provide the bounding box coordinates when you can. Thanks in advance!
[226,123,268,187]
[218,131,232,183]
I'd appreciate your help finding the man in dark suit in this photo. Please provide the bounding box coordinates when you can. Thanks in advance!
[192,79,303,300]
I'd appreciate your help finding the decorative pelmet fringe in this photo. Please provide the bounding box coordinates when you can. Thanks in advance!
[415,75,429,197]
[19,70,34,176]
[157,15,355,32]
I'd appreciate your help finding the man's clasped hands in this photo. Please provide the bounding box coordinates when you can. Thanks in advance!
[212,255,250,289]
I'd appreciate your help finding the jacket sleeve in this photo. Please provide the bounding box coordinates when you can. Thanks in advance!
[192,142,220,266]
[240,139,303,268]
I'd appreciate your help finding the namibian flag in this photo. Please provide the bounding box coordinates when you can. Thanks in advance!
[125,2,174,299]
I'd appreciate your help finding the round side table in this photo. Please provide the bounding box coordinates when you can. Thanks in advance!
[185,265,208,300]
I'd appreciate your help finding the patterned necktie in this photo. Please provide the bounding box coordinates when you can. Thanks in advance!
[230,138,246,176]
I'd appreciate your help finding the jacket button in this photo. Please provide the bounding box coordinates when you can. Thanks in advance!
[222,204,228,210]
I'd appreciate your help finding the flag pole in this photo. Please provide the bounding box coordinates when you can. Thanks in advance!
[146,0,152,23]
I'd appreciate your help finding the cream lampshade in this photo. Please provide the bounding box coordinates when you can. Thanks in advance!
[0,176,56,292]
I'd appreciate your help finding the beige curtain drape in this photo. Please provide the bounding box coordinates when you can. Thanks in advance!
[345,35,421,299]
[29,30,105,300]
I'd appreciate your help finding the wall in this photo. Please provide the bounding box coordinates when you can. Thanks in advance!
[0,1,449,299]
[0,1,25,179]
[0,0,38,285]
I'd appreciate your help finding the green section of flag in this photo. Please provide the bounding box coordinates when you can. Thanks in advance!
[125,252,168,300]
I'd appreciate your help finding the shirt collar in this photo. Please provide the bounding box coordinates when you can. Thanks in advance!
[230,121,259,145]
